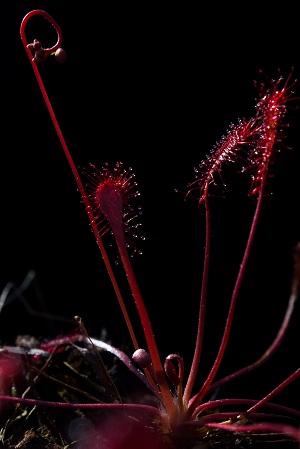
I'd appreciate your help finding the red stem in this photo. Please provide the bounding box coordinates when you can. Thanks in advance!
[183,194,211,404]
[206,261,299,395]
[187,185,265,417]
[20,10,140,354]
[246,368,300,415]
[112,227,177,420]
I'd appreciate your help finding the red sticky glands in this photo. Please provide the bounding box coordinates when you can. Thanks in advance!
[1,8,300,449]
[82,162,143,255]
[187,70,297,206]
[187,117,259,205]
[248,70,297,198]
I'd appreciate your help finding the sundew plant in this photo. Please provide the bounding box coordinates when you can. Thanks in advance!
[0,9,300,449]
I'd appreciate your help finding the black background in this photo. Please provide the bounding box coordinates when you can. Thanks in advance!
[1,2,300,407]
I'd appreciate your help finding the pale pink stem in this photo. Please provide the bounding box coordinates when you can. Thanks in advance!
[0,395,161,415]
[206,421,300,443]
